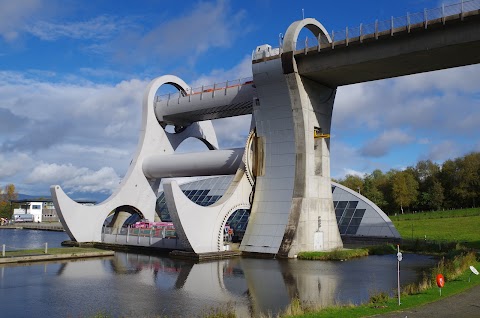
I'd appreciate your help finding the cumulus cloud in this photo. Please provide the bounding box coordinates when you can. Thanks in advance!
[0,152,33,179]
[422,140,460,162]
[0,71,147,194]
[25,163,120,193]
[359,129,414,157]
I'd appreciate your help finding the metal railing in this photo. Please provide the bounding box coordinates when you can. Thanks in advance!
[1,242,49,256]
[156,76,253,102]
[102,226,177,239]
[277,0,480,54]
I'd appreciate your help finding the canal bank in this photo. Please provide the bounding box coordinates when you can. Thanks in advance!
[0,222,64,232]
[0,247,114,264]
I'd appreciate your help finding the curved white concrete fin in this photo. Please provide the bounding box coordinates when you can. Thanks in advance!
[51,75,194,242]
[164,169,252,254]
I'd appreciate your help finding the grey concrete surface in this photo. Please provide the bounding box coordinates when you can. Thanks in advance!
[372,284,480,318]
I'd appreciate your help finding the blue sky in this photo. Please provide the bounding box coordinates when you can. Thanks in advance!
[0,0,479,199]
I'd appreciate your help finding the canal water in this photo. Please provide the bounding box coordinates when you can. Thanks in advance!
[0,229,436,318]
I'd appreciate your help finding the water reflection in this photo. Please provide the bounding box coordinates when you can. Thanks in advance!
[0,251,435,318]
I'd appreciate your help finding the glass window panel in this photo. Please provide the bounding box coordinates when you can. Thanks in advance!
[335,208,344,218]
[353,209,366,219]
[340,217,351,226]
[349,218,362,226]
[339,225,348,234]
[345,225,358,235]
[337,201,347,209]
[344,208,355,219]
[347,201,358,209]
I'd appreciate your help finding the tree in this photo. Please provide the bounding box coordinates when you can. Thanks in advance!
[454,153,480,208]
[339,174,364,194]
[363,171,388,210]
[0,184,18,218]
[391,170,418,214]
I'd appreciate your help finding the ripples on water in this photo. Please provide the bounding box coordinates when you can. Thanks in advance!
[0,230,436,318]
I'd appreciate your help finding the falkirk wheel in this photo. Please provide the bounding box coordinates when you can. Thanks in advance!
[51,18,343,258]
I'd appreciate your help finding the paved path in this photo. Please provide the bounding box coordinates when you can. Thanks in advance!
[372,284,480,318]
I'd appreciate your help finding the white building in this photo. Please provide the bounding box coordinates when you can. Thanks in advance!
[13,201,43,222]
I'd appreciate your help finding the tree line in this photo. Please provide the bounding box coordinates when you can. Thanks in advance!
[335,152,480,215]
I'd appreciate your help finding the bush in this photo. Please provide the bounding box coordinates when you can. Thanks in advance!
[368,291,389,305]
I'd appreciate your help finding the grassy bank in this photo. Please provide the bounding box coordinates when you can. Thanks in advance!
[297,244,397,261]
[392,208,480,249]
[1,247,108,258]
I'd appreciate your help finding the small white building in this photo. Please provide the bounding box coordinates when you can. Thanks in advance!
[12,199,96,223]
[13,201,43,222]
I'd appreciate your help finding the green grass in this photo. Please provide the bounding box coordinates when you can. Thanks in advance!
[392,208,480,221]
[297,245,398,261]
[392,210,480,249]
[297,248,369,260]
[1,247,108,258]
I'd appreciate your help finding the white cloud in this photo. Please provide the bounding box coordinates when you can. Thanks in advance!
[105,0,249,66]
[0,152,33,179]
[359,129,414,157]
[422,140,460,162]
[0,71,147,195]
[25,163,120,193]
[25,15,136,41]
[0,0,44,41]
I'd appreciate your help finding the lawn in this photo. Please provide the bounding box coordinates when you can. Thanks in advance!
[2,247,109,258]
[392,208,480,249]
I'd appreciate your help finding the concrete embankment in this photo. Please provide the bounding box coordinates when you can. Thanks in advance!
[0,222,64,232]
[0,248,114,264]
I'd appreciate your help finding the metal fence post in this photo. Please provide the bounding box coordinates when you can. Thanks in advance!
[304,36,308,54]
[407,12,411,32]
[2,244,5,257]
[44,242,48,254]
[359,23,363,43]
[345,27,349,46]
[317,33,321,52]
[461,0,464,21]
[126,227,129,243]
[375,20,378,39]
[424,8,428,29]
[331,31,335,49]
[391,16,394,36]
[442,4,445,25]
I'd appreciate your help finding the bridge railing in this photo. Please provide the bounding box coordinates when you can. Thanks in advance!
[102,225,177,239]
[156,76,254,102]
[277,0,480,54]
[297,0,480,51]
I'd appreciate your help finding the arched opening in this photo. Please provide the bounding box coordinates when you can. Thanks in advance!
[103,205,145,232]
[224,209,250,244]
[155,81,190,134]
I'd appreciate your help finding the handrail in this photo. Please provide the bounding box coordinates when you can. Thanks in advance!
[261,0,480,57]
[156,76,254,102]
